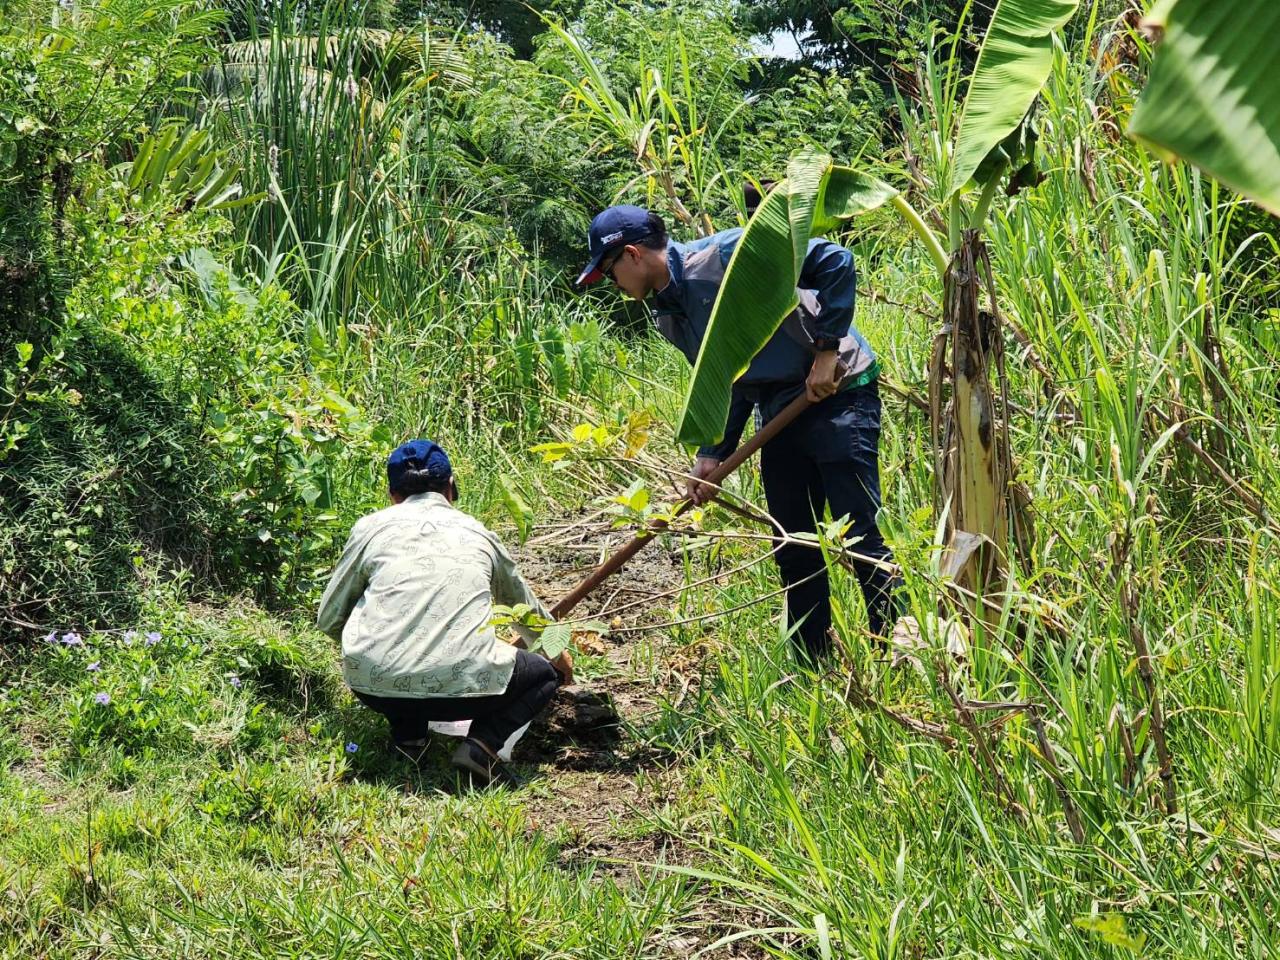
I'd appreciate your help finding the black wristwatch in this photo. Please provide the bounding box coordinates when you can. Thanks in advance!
[812,336,841,352]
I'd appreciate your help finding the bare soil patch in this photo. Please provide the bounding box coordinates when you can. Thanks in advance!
[506,521,776,957]
[511,516,695,758]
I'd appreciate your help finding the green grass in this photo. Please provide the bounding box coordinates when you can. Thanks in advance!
[0,599,712,959]
[5,0,1280,957]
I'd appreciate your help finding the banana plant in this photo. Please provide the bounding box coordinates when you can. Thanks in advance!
[675,150,936,446]
[680,0,1080,598]
[1128,0,1280,217]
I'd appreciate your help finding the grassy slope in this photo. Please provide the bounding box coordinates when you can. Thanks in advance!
[4,19,1280,960]
[0,589,709,958]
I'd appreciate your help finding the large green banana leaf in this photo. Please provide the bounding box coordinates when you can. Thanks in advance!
[947,0,1080,198]
[675,152,897,446]
[1128,0,1280,216]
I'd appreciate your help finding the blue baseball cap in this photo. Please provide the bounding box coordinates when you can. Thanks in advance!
[576,205,654,286]
[387,439,451,489]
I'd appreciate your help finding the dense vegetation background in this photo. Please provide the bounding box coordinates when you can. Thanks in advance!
[2,0,1278,956]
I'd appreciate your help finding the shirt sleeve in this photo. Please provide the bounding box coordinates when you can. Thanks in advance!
[697,383,754,462]
[489,533,551,643]
[316,520,369,642]
[798,239,857,341]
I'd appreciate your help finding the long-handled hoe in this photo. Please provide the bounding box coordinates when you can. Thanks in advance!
[549,392,812,619]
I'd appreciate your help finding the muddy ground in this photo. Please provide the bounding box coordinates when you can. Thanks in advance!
[510,522,778,958]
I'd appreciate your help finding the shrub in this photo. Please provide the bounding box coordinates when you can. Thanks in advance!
[0,325,232,637]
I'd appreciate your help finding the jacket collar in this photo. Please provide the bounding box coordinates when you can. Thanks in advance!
[402,491,452,508]
[652,240,687,311]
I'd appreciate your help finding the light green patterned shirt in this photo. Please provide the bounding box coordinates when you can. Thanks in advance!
[316,492,547,698]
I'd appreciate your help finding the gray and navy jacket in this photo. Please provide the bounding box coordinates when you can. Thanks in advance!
[651,227,880,460]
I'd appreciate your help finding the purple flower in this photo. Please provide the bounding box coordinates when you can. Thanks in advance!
[345,742,359,754]
[229,675,242,689]
[94,692,111,705]
[122,630,137,645]
[86,661,100,672]
[144,631,161,646]
[62,632,83,647]
[44,631,58,644]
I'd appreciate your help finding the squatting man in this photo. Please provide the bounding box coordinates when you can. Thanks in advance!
[317,440,570,786]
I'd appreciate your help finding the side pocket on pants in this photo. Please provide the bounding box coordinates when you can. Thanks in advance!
[803,385,882,465]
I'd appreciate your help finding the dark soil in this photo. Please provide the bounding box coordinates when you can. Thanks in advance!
[511,520,689,757]
[505,523,774,957]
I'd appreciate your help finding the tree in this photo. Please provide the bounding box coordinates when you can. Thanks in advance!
[396,0,583,60]
[738,0,977,89]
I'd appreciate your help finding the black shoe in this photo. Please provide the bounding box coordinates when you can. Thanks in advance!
[450,738,523,788]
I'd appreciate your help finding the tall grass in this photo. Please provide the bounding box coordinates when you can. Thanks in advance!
[194,1,644,520]
[643,7,1280,956]
[205,5,471,325]
[6,1,1280,958]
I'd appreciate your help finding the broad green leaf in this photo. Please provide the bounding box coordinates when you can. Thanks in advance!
[1129,0,1280,216]
[497,475,533,543]
[490,603,536,626]
[613,478,650,513]
[817,169,901,227]
[947,0,1081,198]
[621,409,653,457]
[534,622,573,659]
[529,440,572,462]
[787,151,828,280]
[675,153,898,446]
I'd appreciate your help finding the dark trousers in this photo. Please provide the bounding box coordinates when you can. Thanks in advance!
[354,650,560,753]
[759,382,900,659]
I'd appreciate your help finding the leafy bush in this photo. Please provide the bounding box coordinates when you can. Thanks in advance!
[197,303,392,604]
[1,144,339,631]
[0,326,232,636]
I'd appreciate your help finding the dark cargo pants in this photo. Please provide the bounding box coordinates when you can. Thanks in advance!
[759,381,899,659]
[354,650,560,753]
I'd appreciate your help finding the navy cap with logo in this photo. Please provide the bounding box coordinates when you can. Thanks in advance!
[387,439,452,490]
[576,205,654,286]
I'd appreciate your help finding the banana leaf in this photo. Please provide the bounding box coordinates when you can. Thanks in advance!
[675,151,897,446]
[1129,0,1280,216]
[947,0,1081,198]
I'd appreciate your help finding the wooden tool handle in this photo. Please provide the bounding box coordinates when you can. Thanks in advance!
[549,392,812,620]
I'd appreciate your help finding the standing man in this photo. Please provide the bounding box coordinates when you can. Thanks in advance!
[577,204,899,659]
[318,439,570,786]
